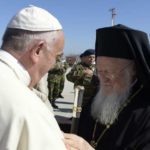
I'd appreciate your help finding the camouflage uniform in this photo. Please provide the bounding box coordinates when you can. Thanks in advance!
[47,58,68,108]
[59,61,69,97]
[66,62,99,106]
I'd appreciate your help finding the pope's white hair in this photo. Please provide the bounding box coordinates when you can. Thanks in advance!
[1,28,62,52]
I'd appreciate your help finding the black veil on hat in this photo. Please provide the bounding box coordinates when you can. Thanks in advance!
[95,24,150,86]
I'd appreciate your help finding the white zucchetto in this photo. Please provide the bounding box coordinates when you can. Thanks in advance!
[7,5,62,31]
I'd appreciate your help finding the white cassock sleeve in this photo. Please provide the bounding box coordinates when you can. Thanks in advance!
[0,67,66,150]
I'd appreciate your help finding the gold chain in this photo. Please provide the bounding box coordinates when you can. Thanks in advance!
[90,121,110,148]
[90,84,144,149]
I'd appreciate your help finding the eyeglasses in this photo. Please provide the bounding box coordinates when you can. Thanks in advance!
[97,62,133,80]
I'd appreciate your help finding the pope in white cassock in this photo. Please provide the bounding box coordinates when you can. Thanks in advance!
[0,5,66,150]
[0,5,95,150]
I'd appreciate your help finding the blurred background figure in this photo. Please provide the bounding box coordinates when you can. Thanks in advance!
[59,56,69,98]
[66,49,99,107]
[47,54,68,109]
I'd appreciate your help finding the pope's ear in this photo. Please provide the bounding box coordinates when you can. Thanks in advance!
[30,40,45,63]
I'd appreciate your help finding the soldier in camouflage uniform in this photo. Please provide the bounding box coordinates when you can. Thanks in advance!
[59,60,69,98]
[47,54,68,109]
[66,49,99,107]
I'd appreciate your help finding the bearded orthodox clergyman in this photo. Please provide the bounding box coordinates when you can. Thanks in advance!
[78,24,150,150]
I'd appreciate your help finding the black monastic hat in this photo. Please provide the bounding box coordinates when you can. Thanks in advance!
[95,24,150,86]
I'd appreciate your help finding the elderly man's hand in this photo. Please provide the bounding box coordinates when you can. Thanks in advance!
[63,133,94,150]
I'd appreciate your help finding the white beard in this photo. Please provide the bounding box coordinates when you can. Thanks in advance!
[91,72,132,125]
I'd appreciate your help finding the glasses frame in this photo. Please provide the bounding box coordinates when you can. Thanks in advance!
[97,62,133,80]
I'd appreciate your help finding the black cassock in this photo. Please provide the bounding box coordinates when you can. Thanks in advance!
[78,81,150,150]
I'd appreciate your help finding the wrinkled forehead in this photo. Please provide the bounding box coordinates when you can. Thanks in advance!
[96,56,133,70]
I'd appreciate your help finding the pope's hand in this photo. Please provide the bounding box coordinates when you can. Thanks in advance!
[63,133,94,150]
